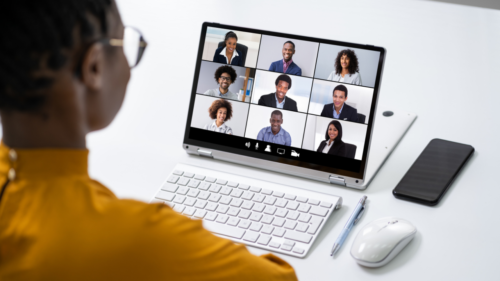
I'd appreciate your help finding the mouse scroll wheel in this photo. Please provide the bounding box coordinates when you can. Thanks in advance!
[388,220,398,224]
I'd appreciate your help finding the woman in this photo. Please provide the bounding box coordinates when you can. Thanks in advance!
[327,49,362,85]
[316,120,346,156]
[203,99,233,134]
[212,31,244,66]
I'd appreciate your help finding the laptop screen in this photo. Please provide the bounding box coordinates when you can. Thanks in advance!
[184,22,385,180]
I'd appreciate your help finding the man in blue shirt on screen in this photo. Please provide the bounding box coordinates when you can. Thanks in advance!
[268,41,302,76]
[256,110,292,146]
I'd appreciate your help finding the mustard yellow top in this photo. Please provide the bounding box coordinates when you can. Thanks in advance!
[0,143,297,281]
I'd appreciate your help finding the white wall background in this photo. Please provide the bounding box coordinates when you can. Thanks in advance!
[244,105,307,148]
[250,70,313,113]
[196,61,249,100]
[256,35,319,77]
[190,94,250,137]
[314,44,380,88]
[201,27,261,68]
[308,80,373,123]
[302,115,367,160]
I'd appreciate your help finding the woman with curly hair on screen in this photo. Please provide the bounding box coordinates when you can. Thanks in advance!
[203,99,234,134]
[327,49,362,85]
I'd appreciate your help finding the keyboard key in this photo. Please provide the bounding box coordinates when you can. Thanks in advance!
[261,225,274,234]
[257,234,272,245]
[173,170,183,176]
[263,196,276,205]
[286,201,299,210]
[272,218,285,227]
[216,179,228,185]
[250,222,263,232]
[205,177,216,183]
[263,206,277,215]
[308,199,320,205]
[204,212,217,221]
[193,209,207,219]
[230,198,243,207]
[238,210,251,219]
[167,175,179,184]
[227,181,239,188]
[238,220,251,229]
[155,191,175,202]
[284,240,295,247]
[261,189,272,195]
[307,220,322,235]
[310,206,328,217]
[272,228,285,237]
[216,205,229,214]
[230,189,243,198]
[194,174,205,180]
[275,199,287,208]
[298,204,311,213]
[184,198,196,207]
[249,186,261,193]
[284,230,313,244]
[173,205,185,213]
[188,180,200,188]
[296,196,308,203]
[208,194,221,202]
[252,203,265,213]
[269,241,280,248]
[215,214,228,224]
[177,187,189,195]
[173,196,186,204]
[161,183,178,193]
[275,208,288,218]
[238,184,250,190]
[272,191,284,198]
[241,191,254,200]
[284,220,297,230]
[292,247,304,254]
[281,244,293,251]
[320,201,333,208]
[194,200,207,209]
[198,191,210,200]
[227,217,240,226]
[177,177,190,186]
[203,220,244,239]
[286,211,300,220]
[298,213,311,223]
[227,207,240,217]
[284,194,296,200]
[219,196,232,205]
[183,172,195,178]
[205,202,218,211]
[198,182,211,191]
[209,185,222,193]
[183,207,196,216]
[252,194,265,203]
[241,201,254,210]
[220,186,232,196]
[249,213,263,222]
[242,231,259,242]
[261,215,274,224]
[187,188,199,198]
[296,223,309,233]
[310,216,324,225]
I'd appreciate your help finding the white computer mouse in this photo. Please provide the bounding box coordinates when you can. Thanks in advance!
[350,217,417,267]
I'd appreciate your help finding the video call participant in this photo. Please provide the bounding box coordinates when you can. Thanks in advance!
[256,110,291,146]
[320,84,358,122]
[203,65,238,100]
[268,41,302,76]
[327,49,362,85]
[213,31,244,66]
[258,74,298,111]
[317,120,346,156]
[203,99,233,134]
[0,1,297,280]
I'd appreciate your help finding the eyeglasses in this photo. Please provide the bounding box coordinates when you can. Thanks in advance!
[220,76,232,82]
[101,26,148,68]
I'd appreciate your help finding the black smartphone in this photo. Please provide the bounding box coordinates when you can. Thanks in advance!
[392,139,474,206]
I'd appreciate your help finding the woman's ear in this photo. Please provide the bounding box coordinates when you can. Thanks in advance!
[80,43,105,91]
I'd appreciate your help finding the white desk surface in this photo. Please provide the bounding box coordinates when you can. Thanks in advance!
[85,0,500,280]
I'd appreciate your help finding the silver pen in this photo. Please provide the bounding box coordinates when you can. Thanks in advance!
[330,196,367,256]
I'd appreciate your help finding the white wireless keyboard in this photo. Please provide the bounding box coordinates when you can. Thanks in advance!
[151,163,342,258]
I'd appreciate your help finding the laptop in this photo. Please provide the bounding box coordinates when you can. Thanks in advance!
[152,22,416,257]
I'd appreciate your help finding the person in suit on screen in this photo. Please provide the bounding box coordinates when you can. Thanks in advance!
[203,65,238,100]
[212,31,244,66]
[316,120,346,156]
[256,110,291,146]
[203,99,233,134]
[257,74,298,112]
[320,84,358,122]
[327,49,362,85]
[268,41,302,76]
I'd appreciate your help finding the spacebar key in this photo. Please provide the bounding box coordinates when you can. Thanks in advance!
[284,230,313,244]
[203,221,246,239]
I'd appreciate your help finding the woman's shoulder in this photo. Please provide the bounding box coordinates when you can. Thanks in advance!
[214,46,224,53]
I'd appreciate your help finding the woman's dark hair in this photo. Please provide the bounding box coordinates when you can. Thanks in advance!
[275,74,292,89]
[334,49,359,75]
[325,120,343,141]
[224,31,238,43]
[208,99,233,121]
[333,84,348,98]
[214,65,237,84]
[0,0,112,111]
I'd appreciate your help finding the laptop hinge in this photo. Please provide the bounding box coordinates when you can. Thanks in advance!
[197,149,213,158]
[329,176,346,186]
